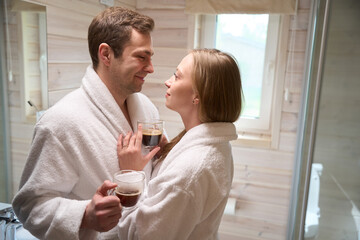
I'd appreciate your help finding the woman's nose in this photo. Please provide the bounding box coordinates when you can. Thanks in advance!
[165,78,172,88]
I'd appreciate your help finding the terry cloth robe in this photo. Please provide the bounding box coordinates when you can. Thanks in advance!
[12,65,160,240]
[118,122,237,240]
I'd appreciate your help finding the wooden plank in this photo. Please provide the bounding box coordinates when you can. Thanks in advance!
[152,47,188,66]
[232,200,289,224]
[287,30,307,52]
[11,138,32,155]
[48,88,77,107]
[281,92,301,114]
[278,132,297,152]
[139,9,189,29]
[141,82,167,98]
[145,66,174,84]
[10,122,35,140]
[284,72,303,94]
[230,182,291,206]
[9,107,23,123]
[285,52,305,73]
[231,147,294,170]
[137,0,185,9]
[46,6,92,39]
[8,90,21,108]
[48,63,88,91]
[289,10,309,31]
[26,0,106,16]
[152,28,188,48]
[280,112,298,132]
[219,215,286,240]
[233,165,292,189]
[47,35,90,63]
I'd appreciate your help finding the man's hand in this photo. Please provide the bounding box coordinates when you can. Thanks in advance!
[81,180,122,232]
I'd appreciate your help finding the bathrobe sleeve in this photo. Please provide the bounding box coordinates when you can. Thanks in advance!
[118,148,228,240]
[12,124,96,240]
[118,177,201,240]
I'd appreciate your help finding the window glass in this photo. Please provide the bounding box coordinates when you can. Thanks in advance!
[215,14,269,119]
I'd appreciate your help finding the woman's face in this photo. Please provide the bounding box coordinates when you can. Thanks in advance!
[165,54,197,116]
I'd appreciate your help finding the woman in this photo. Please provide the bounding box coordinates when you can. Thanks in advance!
[116,49,243,239]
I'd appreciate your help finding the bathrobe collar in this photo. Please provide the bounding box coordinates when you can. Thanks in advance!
[81,65,152,133]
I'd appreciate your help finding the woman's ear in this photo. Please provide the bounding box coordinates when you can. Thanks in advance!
[98,43,111,66]
[192,97,199,105]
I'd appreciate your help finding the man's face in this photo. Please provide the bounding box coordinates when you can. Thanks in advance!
[110,29,154,95]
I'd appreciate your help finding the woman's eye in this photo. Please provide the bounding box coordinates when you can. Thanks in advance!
[173,73,178,80]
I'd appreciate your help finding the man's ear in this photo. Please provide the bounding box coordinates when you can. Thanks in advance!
[98,43,111,67]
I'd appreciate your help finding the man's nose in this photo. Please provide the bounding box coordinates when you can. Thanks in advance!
[144,60,154,73]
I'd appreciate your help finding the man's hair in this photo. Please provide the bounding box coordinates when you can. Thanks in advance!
[88,7,154,69]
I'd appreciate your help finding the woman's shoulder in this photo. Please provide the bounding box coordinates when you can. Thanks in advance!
[163,144,231,183]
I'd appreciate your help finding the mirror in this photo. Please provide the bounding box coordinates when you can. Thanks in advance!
[11,0,48,121]
[0,0,47,201]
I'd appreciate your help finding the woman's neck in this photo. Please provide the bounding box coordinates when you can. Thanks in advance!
[181,114,202,132]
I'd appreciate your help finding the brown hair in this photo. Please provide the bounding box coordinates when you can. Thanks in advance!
[159,49,243,161]
[88,7,154,69]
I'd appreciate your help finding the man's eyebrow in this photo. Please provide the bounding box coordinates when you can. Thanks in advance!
[144,50,154,56]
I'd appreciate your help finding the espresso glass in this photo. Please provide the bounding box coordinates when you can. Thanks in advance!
[113,170,145,209]
[137,120,164,149]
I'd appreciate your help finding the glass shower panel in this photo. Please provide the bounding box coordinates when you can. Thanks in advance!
[0,0,11,203]
[304,0,360,239]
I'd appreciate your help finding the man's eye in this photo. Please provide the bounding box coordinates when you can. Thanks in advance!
[138,56,145,61]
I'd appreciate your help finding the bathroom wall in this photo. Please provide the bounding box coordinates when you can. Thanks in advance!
[3,0,311,239]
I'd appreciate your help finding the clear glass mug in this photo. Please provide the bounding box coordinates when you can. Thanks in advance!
[137,120,164,150]
[112,170,145,209]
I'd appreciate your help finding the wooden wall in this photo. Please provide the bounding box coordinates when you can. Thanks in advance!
[4,0,312,239]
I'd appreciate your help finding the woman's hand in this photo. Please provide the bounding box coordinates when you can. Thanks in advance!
[155,134,169,158]
[117,124,160,171]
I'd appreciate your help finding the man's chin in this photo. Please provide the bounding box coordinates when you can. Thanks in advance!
[134,85,142,93]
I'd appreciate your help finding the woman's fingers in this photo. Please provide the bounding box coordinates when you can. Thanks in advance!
[135,124,143,148]
[145,146,160,163]
[123,131,132,147]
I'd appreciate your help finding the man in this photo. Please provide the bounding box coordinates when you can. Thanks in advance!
[12,7,160,240]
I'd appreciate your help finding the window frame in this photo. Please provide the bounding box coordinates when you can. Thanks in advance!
[196,14,289,148]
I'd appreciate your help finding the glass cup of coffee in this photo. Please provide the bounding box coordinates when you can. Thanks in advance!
[113,170,145,209]
[137,119,164,150]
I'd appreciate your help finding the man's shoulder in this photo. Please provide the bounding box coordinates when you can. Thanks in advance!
[37,88,86,124]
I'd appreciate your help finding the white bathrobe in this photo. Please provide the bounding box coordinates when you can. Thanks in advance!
[12,65,160,240]
[118,122,237,240]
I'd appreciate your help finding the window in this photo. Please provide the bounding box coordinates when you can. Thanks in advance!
[197,14,288,148]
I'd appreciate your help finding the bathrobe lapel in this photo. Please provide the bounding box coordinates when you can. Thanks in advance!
[81,65,155,134]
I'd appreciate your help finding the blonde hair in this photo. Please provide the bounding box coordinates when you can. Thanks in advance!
[159,49,243,161]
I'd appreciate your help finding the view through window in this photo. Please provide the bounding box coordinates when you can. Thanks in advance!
[215,14,269,119]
